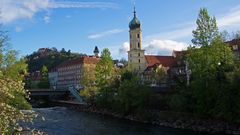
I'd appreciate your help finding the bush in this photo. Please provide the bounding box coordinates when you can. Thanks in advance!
[96,71,152,115]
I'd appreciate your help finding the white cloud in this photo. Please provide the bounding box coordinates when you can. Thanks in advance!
[15,26,22,32]
[0,0,50,24]
[218,7,240,28]
[144,39,188,55]
[119,42,130,54]
[88,29,125,39]
[0,0,117,24]
[116,39,188,57]
[43,15,50,23]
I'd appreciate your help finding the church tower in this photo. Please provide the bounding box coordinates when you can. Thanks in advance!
[128,7,146,72]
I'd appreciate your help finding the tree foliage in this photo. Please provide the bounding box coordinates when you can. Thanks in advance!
[26,48,86,73]
[0,29,34,133]
[192,8,219,47]
[95,48,114,88]
[151,65,167,84]
[96,70,152,115]
[80,65,98,104]
[170,8,240,122]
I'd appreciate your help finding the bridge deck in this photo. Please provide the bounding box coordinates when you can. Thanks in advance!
[29,90,69,96]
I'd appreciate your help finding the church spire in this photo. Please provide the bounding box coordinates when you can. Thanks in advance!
[133,5,136,18]
[129,4,141,30]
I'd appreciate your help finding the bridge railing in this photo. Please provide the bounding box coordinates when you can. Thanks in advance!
[68,86,84,103]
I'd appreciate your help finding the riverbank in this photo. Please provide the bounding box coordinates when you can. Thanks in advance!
[52,100,240,135]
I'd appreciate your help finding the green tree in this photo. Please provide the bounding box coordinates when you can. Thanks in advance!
[0,29,34,133]
[80,65,98,104]
[151,65,167,85]
[95,48,113,88]
[169,8,240,122]
[38,65,50,89]
[41,65,48,78]
[96,70,152,116]
[192,8,219,47]
[117,74,151,115]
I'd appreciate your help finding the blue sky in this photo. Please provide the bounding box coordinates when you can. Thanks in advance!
[1,0,240,59]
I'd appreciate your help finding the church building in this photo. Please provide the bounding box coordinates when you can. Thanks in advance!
[128,8,178,74]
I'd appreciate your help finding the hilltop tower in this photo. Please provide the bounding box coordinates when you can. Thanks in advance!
[93,46,99,57]
[128,7,146,71]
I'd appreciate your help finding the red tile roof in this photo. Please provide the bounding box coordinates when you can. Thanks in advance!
[56,56,100,69]
[172,50,188,58]
[145,55,176,68]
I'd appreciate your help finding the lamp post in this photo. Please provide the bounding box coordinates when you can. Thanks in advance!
[217,62,223,89]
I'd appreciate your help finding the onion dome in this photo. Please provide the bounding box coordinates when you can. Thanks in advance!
[129,7,141,30]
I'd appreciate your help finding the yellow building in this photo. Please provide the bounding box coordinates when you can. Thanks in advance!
[128,7,146,72]
[127,8,178,77]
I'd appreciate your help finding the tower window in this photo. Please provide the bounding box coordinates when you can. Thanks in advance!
[130,54,132,57]
[138,53,140,56]
[138,42,140,48]
[137,34,140,38]
[139,59,140,63]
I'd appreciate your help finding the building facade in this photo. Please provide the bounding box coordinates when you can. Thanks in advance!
[55,56,100,90]
[226,39,240,58]
[127,8,177,73]
[48,68,58,90]
[127,8,186,87]
[48,47,100,90]
[128,8,146,72]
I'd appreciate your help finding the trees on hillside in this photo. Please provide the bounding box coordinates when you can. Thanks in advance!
[26,48,85,73]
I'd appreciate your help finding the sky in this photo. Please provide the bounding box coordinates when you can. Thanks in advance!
[1,0,240,59]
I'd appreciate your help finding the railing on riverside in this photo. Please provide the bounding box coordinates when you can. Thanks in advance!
[68,86,84,103]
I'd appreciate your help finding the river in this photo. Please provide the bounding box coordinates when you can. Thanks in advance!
[26,107,205,135]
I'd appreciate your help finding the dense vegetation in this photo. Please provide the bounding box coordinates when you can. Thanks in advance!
[80,49,153,116]
[169,8,240,122]
[26,48,86,73]
[0,30,34,134]
[25,48,86,89]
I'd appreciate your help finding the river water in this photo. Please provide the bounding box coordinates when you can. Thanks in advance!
[28,107,205,135]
